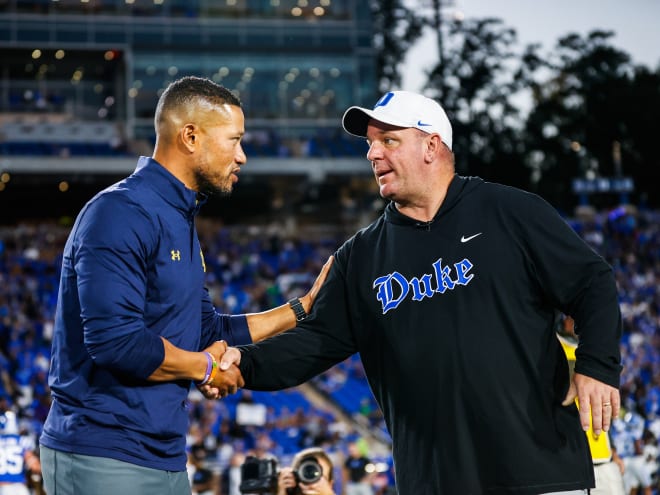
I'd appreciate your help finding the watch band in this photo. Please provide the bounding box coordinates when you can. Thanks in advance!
[288,297,308,321]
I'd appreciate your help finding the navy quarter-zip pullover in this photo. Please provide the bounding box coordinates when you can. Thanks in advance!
[40,157,251,471]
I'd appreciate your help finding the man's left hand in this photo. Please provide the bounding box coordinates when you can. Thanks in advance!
[562,372,620,437]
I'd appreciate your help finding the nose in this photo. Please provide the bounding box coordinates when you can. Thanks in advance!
[366,141,382,162]
[236,142,247,165]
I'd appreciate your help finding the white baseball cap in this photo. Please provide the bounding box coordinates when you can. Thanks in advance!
[342,90,453,150]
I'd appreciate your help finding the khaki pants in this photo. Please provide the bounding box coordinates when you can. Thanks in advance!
[591,460,626,495]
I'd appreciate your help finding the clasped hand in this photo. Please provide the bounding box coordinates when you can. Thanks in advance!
[197,342,244,399]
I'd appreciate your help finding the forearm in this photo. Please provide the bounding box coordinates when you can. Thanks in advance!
[147,337,209,382]
[245,256,333,342]
[245,295,310,342]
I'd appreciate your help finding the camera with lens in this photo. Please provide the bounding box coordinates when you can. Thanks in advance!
[287,457,323,495]
[239,455,323,495]
[239,456,279,494]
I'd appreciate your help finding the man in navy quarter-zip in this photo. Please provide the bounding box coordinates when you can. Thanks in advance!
[218,91,622,494]
[39,76,331,495]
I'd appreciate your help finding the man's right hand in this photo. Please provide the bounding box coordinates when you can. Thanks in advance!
[207,363,244,398]
[197,345,244,399]
[204,339,229,364]
[219,346,242,370]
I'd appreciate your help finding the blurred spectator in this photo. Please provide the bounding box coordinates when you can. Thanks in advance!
[221,451,245,495]
[343,441,374,495]
[0,403,41,495]
[188,444,218,495]
[276,446,337,495]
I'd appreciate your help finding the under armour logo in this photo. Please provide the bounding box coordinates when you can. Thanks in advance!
[171,250,181,261]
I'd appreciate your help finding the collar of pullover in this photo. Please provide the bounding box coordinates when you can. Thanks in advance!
[384,174,479,228]
[134,156,207,217]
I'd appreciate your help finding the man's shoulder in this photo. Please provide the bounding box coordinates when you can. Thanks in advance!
[83,183,152,225]
[470,181,558,218]
[334,215,386,259]
[477,179,532,198]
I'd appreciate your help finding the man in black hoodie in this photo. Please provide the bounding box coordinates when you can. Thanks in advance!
[216,91,622,495]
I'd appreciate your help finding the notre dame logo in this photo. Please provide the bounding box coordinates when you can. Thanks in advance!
[171,250,181,261]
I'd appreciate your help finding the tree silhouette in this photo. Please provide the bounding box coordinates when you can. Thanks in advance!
[424,17,530,189]
[523,30,660,208]
[369,0,425,92]
[408,13,660,209]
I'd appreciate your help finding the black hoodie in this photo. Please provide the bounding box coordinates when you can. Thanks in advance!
[239,174,622,495]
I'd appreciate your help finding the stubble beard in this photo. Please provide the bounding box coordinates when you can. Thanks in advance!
[194,168,232,198]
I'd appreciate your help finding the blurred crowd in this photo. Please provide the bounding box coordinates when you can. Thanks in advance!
[0,203,658,494]
[0,121,366,159]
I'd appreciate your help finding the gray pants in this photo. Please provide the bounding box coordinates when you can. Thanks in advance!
[40,445,192,495]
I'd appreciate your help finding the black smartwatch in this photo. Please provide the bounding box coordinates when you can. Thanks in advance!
[288,297,308,321]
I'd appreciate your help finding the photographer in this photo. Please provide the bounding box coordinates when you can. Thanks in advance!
[277,448,336,495]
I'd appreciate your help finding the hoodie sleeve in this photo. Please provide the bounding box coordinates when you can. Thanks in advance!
[239,250,357,390]
[511,191,622,388]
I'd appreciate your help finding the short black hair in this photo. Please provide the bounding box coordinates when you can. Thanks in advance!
[154,75,241,129]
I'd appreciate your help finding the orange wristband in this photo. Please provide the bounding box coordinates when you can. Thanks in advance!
[207,356,219,384]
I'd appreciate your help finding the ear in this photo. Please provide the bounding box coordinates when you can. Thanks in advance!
[181,123,197,152]
[424,134,442,163]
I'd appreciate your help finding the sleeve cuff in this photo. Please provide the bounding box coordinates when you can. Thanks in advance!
[132,333,166,380]
[574,359,622,389]
[229,315,252,346]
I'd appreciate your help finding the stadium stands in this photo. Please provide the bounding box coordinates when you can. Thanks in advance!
[1,205,659,492]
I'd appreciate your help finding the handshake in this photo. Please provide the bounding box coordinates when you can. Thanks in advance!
[182,256,334,400]
[195,340,244,399]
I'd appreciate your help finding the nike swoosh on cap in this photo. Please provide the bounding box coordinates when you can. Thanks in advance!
[417,120,432,126]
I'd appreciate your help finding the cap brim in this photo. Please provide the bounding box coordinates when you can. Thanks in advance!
[342,106,416,138]
[341,106,373,138]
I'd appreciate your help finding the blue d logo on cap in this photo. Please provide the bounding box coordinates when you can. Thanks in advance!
[374,92,395,109]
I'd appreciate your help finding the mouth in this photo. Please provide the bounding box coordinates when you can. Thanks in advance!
[375,169,393,182]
